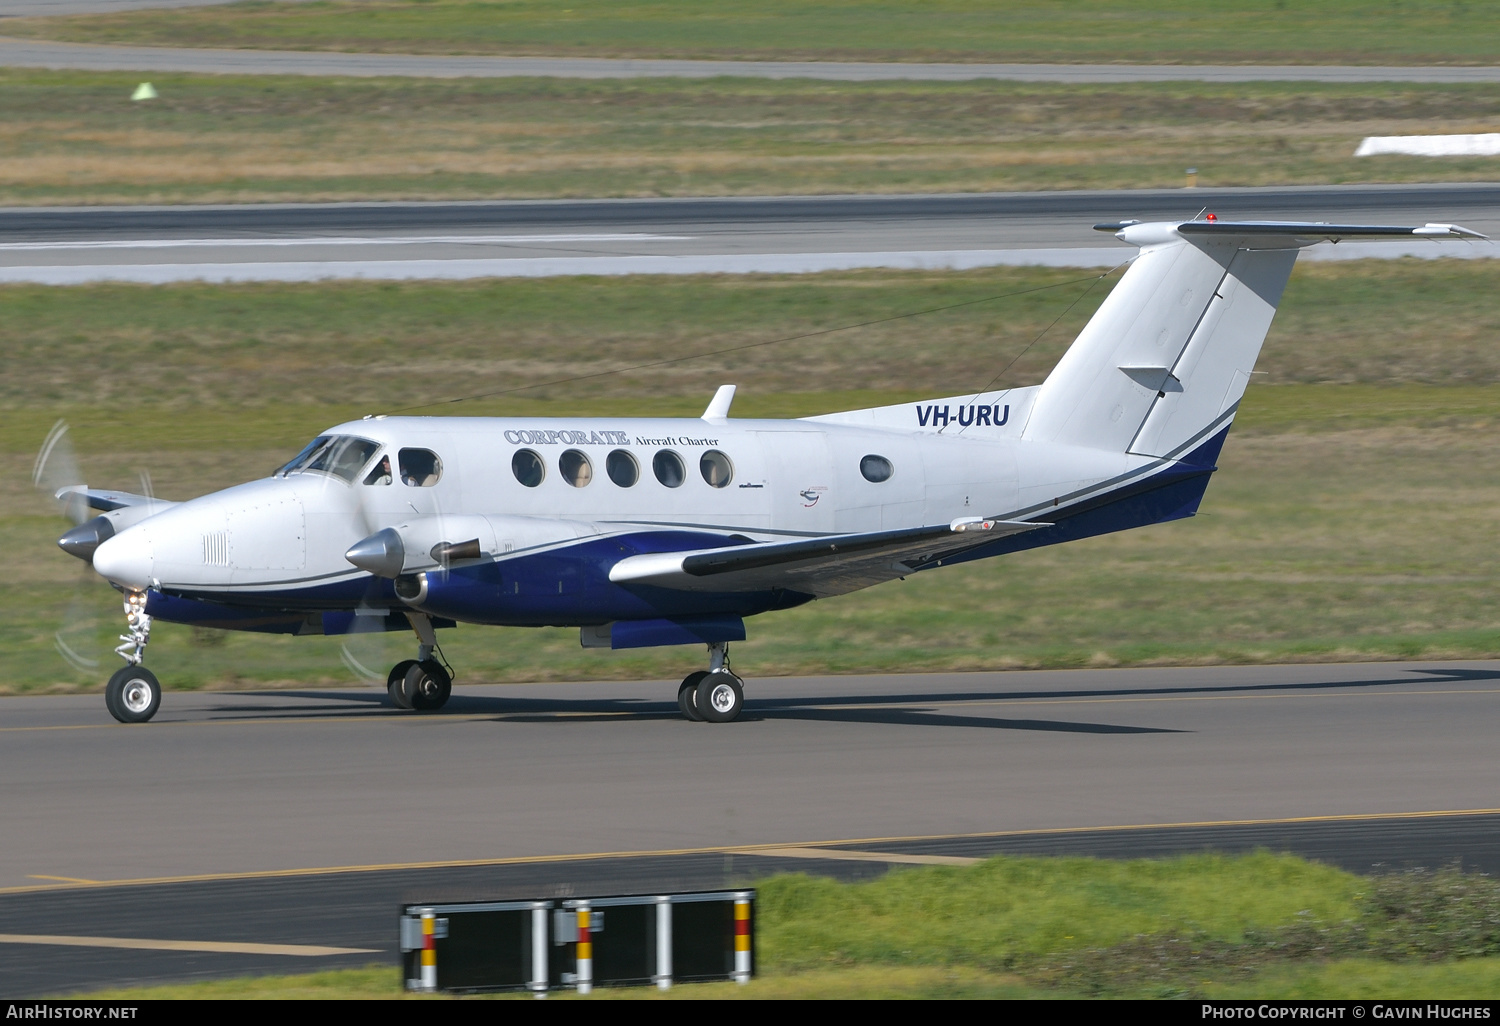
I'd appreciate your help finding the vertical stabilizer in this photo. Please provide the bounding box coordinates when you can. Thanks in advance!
[1020,222,1295,459]
[1020,219,1483,459]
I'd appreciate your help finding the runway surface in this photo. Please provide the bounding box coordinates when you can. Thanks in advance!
[5,34,1500,83]
[2,185,1497,284]
[1,660,1498,993]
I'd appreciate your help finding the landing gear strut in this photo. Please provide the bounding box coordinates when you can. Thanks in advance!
[105,589,161,724]
[386,612,452,712]
[679,642,744,723]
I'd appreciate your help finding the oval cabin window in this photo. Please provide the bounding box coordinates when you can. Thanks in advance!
[860,455,894,483]
[399,448,443,487]
[653,450,685,488]
[512,449,545,488]
[559,449,593,487]
[606,449,639,487]
[700,450,733,488]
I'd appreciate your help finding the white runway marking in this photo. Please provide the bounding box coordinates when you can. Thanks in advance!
[0,240,1493,284]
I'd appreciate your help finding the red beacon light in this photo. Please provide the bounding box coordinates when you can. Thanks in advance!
[1206,212,1217,221]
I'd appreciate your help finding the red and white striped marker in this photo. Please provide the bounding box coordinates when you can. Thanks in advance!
[733,897,751,983]
[420,912,437,991]
[576,905,593,995]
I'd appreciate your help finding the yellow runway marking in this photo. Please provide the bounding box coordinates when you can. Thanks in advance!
[5,807,1499,896]
[26,875,99,884]
[920,687,1500,711]
[739,847,980,866]
[0,933,377,956]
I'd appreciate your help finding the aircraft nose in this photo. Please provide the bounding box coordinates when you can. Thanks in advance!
[92,528,154,590]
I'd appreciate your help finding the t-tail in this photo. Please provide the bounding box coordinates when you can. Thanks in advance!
[1020,218,1485,464]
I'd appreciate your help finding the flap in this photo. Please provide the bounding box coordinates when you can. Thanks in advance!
[609,518,1047,599]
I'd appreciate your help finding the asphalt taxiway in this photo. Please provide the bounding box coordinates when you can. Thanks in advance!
[2,185,1497,284]
[5,33,1500,83]
[1,660,1497,993]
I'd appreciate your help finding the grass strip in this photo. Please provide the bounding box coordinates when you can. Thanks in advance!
[8,0,1500,65]
[5,261,1500,417]
[1,71,1499,204]
[74,855,1500,999]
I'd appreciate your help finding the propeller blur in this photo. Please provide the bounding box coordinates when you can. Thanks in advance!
[51,218,1486,723]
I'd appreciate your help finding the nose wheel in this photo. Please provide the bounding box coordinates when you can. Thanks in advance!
[105,665,161,723]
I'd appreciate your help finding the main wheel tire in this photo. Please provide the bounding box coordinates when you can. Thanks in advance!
[105,665,161,724]
[678,670,708,721]
[401,659,452,712]
[695,671,744,723]
[386,659,418,710]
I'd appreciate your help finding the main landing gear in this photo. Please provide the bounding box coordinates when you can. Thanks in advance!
[677,642,744,723]
[105,589,162,724]
[386,612,452,712]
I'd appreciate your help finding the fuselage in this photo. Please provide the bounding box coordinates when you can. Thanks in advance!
[88,384,1197,631]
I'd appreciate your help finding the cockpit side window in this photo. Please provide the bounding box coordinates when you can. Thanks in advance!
[363,454,393,486]
[399,448,443,487]
[276,435,380,484]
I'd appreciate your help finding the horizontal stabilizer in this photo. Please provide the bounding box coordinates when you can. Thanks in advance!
[609,518,1047,598]
[1094,220,1487,242]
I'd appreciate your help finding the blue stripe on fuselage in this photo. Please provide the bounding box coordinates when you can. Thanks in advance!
[416,530,812,626]
[933,425,1227,568]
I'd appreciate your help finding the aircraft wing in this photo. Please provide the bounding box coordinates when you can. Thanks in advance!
[57,486,178,514]
[609,518,1047,598]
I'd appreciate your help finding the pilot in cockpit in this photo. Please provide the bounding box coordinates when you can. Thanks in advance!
[364,455,393,486]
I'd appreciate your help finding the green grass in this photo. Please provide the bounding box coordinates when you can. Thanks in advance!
[6,260,1500,693]
[3,70,1500,204]
[9,0,1500,64]
[76,855,1500,999]
[78,959,1500,998]
[5,261,1500,415]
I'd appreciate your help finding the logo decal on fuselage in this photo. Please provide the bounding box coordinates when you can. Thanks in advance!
[503,429,630,445]
[915,404,1009,429]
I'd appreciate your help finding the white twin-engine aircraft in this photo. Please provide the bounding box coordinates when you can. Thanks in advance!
[54,218,1482,723]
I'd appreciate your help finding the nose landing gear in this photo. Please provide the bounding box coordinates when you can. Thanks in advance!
[105,589,161,724]
[679,642,744,723]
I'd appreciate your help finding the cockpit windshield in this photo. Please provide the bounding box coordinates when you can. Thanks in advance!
[274,435,381,483]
